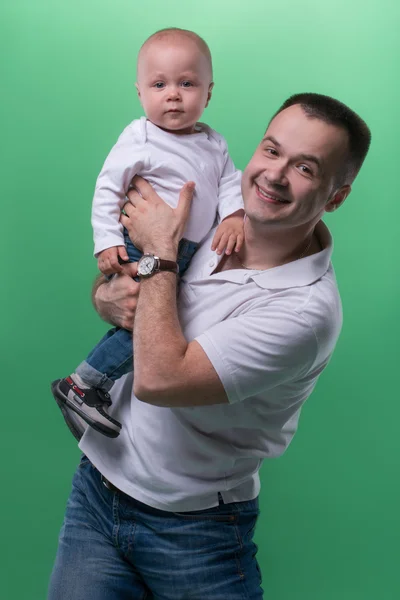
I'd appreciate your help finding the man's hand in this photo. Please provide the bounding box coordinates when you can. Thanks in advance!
[93,263,139,330]
[121,176,195,259]
[97,246,129,276]
[211,210,245,255]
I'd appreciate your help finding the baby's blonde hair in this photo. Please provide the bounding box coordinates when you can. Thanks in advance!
[138,28,213,79]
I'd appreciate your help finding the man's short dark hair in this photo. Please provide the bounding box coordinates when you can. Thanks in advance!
[273,93,371,186]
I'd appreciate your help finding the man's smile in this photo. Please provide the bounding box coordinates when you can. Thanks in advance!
[255,184,290,204]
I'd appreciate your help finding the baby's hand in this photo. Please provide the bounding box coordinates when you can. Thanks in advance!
[211,210,245,255]
[98,246,129,275]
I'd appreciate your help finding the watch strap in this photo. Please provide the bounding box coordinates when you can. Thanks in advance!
[157,258,179,274]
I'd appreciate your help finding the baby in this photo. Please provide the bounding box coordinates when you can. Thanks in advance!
[51,28,244,438]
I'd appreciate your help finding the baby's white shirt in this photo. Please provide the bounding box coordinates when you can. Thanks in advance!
[92,117,244,256]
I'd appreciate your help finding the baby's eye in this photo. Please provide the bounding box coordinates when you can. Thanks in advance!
[181,81,193,88]
[154,82,165,89]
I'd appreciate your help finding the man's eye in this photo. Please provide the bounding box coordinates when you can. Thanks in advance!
[266,148,278,156]
[154,82,165,89]
[181,81,193,87]
[299,165,312,175]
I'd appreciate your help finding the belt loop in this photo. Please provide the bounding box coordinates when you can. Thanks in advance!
[101,474,117,492]
[217,492,224,505]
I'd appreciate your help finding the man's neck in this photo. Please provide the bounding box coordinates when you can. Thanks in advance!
[220,218,322,273]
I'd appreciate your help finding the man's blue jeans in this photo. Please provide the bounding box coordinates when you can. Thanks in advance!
[76,231,199,392]
[48,457,263,599]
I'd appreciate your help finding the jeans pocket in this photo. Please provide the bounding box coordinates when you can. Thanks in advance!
[234,506,260,548]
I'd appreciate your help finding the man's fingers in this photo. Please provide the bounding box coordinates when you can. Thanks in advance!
[125,187,141,207]
[176,181,195,224]
[130,175,156,201]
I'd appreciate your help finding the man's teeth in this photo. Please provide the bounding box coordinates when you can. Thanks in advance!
[257,186,287,203]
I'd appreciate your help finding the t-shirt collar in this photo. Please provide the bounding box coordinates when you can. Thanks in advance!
[208,220,333,289]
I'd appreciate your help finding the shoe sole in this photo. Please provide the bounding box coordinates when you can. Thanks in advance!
[51,381,86,442]
[51,380,120,439]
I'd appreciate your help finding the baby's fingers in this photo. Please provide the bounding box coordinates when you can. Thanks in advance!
[109,253,123,273]
[117,245,129,263]
[211,229,223,251]
[224,234,238,255]
[215,232,230,255]
[234,233,244,253]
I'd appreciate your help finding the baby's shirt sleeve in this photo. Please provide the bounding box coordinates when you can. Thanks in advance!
[92,120,147,257]
[212,132,244,223]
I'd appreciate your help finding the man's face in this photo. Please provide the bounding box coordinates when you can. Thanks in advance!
[136,38,213,135]
[241,105,351,230]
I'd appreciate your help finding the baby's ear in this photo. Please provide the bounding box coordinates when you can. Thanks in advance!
[135,83,141,99]
[205,82,214,107]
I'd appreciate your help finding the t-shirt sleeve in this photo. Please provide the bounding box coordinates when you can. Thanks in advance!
[92,120,147,256]
[211,133,244,222]
[195,305,318,404]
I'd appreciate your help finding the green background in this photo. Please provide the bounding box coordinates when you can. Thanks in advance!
[2,0,399,598]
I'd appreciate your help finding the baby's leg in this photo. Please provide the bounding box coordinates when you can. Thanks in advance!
[51,232,143,439]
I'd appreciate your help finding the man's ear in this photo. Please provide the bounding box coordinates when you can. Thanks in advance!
[325,184,351,213]
[205,82,214,108]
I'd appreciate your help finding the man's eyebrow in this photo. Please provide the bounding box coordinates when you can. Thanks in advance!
[262,135,281,147]
[262,136,322,170]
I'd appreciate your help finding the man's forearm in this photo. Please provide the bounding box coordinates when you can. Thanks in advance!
[133,270,189,402]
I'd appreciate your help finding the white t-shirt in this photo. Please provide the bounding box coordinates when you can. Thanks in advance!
[92,117,244,256]
[81,220,342,512]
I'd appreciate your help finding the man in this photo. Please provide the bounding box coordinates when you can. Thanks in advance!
[48,93,371,599]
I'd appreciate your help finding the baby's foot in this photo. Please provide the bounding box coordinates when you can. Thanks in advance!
[51,376,121,438]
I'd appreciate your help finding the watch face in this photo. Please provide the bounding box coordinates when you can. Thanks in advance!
[139,255,156,276]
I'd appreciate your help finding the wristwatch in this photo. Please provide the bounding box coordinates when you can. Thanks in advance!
[137,253,179,278]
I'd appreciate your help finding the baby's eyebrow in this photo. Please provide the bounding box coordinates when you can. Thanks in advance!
[179,72,198,78]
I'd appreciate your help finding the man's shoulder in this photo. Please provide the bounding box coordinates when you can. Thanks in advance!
[293,267,343,357]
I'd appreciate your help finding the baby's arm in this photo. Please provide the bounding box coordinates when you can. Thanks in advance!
[92,120,146,264]
[211,210,245,255]
[213,134,245,255]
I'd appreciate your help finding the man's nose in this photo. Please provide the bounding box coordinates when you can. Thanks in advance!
[264,163,288,186]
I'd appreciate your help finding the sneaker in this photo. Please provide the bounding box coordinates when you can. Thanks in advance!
[51,380,87,442]
[51,377,121,438]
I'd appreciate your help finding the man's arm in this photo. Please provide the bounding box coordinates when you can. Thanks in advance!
[133,272,228,407]
[120,178,229,408]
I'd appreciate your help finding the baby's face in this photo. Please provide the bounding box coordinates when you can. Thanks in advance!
[136,38,213,134]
